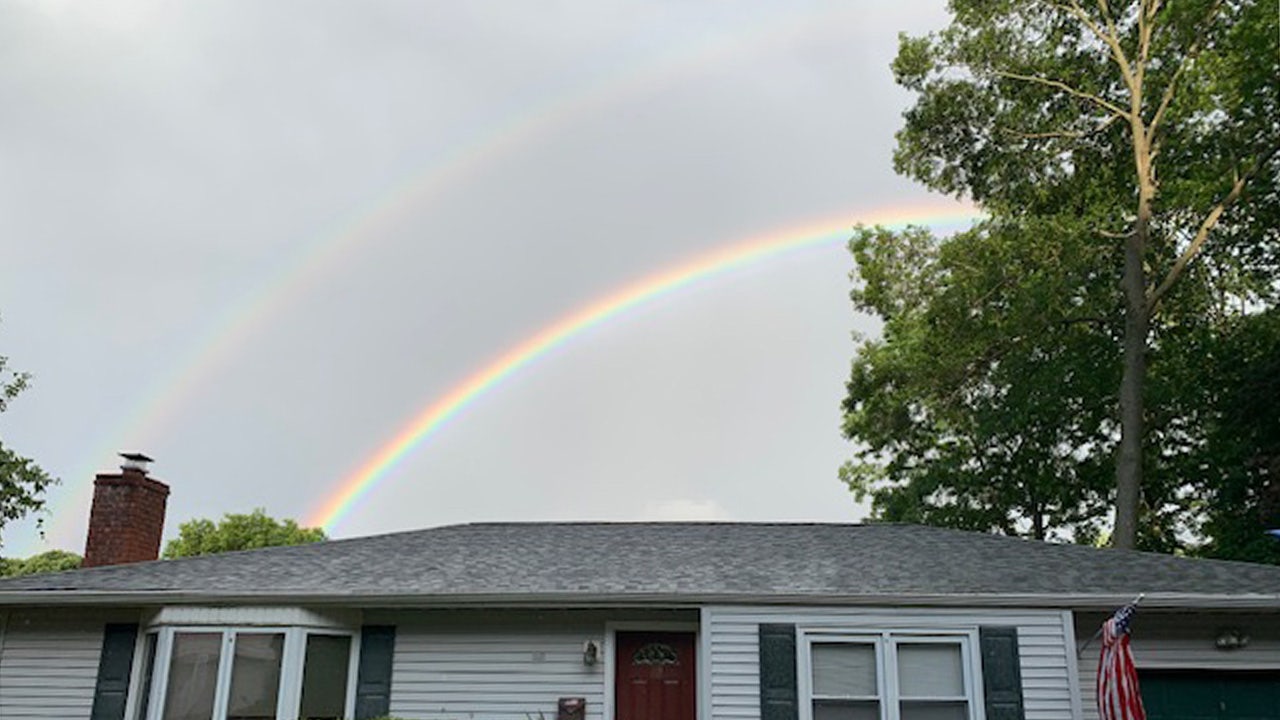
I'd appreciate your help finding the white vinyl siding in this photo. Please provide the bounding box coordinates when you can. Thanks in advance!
[0,609,138,719]
[704,606,1077,720]
[1074,611,1280,720]
[375,609,693,720]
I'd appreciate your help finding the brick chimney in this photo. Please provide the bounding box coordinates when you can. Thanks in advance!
[82,453,170,568]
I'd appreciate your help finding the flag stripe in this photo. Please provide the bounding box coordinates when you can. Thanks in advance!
[1097,604,1146,720]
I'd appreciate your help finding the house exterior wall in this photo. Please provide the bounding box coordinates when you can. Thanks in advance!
[370,608,697,720]
[1074,611,1280,720]
[9,604,1274,720]
[0,608,138,719]
[702,605,1081,720]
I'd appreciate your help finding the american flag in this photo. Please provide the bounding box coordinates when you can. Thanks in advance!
[1097,603,1146,720]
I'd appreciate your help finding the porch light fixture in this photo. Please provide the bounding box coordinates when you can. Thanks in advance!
[583,639,600,666]
[1214,627,1249,650]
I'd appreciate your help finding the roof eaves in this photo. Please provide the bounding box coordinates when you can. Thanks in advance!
[2,590,1276,610]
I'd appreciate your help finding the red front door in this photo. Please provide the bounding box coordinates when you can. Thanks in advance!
[614,631,696,720]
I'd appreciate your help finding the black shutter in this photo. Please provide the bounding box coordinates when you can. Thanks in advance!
[980,626,1026,720]
[353,625,396,719]
[90,623,138,720]
[759,623,798,720]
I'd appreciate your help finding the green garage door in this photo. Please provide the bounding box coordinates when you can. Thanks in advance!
[1141,671,1280,720]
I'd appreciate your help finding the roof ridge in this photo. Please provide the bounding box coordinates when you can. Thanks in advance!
[451,520,877,528]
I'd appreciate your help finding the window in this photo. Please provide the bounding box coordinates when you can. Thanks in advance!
[131,626,356,720]
[812,642,880,720]
[803,632,979,720]
[225,633,285,720]
[298,634,353,720]
[163,632,222,720]
[136,632,159,720]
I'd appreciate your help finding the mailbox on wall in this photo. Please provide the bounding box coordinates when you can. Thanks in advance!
[558,697,586,720]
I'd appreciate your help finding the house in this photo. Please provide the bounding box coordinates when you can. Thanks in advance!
[0,462,1277,720]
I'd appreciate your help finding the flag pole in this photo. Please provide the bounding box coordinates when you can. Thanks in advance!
[1076,593,1144,657]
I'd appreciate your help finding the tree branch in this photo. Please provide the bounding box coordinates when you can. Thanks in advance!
[1054,0,1111,46]
[1053,0,1134,82]
[1147,145,1280,311]
[1148,0,1225,140]
[1138,0,1160,73]
[1001,128,1092,140]
[993,69,1130,118]
[1059,316,1111,328]
[1093,0,1137,92]
[999,113,1122,141]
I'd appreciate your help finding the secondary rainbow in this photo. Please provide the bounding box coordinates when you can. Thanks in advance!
[308,204,981,531]
[30,5,872,555]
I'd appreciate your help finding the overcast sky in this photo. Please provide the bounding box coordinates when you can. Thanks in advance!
[0,0,972,557]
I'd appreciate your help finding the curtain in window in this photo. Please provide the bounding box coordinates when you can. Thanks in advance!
[813,643,880,720]
[225,633,285,720]
[898,643,966,720]
[162,633,221,720]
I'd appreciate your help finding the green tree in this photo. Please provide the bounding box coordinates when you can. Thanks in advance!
[163,509,326,558]
[1,318,57,550]
[0,549,83,577]
[846,0,1278,549]
[843,221,1119,542]
[1192,310,1280,563]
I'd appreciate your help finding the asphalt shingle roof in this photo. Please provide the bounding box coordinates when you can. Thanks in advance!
[2,523,1277,607]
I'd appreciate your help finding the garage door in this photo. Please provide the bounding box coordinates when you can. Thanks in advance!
[1141,671,1280,720]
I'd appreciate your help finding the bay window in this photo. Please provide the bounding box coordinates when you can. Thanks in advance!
[803,631,979,720]
[130,626,356,720]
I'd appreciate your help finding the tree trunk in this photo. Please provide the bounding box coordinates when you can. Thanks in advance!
[1112,17,1158,548]
[1114,193,1151,551]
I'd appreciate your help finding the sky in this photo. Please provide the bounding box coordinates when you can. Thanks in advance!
[0,0,974,557]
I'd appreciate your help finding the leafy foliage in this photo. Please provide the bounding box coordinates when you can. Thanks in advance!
[1193,310,1280,563]
[0,549,82,577]
[1,317,57,551]
[843,220,1119,542]
[162,508,326,558]
[844,1,1278,553]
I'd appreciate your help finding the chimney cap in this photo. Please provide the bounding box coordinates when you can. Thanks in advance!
[119,452,154,474]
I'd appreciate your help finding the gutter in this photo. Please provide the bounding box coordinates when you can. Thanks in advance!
[0,590,1276,610]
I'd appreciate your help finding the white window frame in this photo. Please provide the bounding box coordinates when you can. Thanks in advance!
[798,628,984,720]
[806,634,885,708]
[130,624,359,720]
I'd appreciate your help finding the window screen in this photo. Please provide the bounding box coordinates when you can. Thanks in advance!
[299,634,352,719]
[225,633,285,720]
[162,632,221,720]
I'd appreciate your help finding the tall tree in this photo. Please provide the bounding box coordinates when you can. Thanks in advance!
[844,220,1123,543]
[859,0,1278,549]
[1,317,57,550]
[163,508,326,558]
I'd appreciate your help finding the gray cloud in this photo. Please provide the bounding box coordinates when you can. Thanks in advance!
[0,0,962,555]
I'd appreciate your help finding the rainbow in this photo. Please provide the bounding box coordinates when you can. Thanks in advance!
[307,203,981,531]
[32,3,867,555]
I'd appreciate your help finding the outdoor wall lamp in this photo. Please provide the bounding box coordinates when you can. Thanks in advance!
[1214,627,1249,650]
[583,639,600,666]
